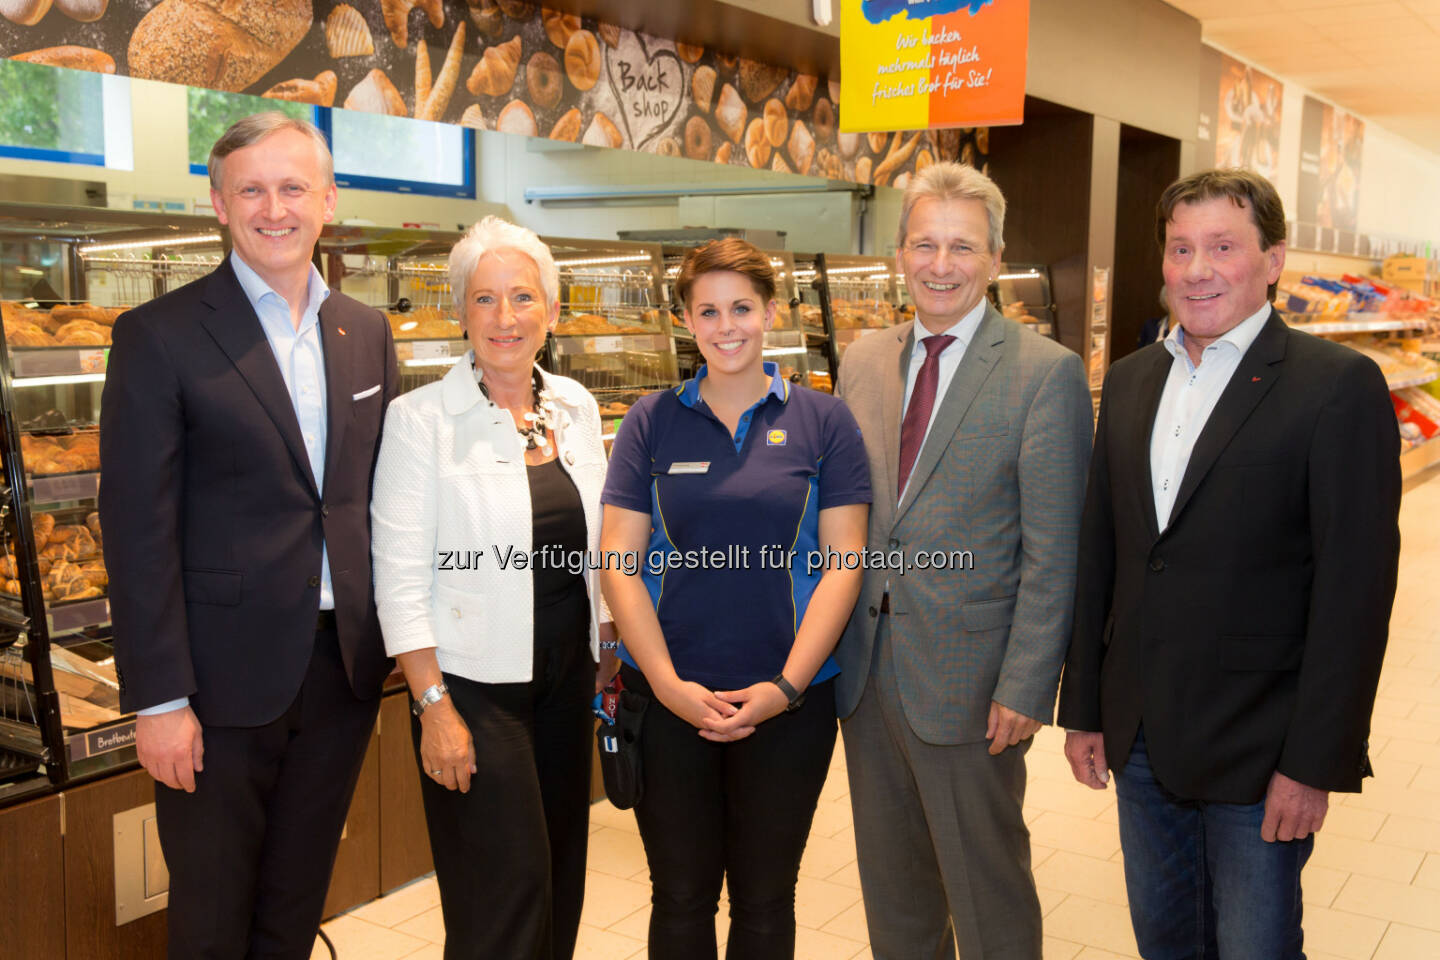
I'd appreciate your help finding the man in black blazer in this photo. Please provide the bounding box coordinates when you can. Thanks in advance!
[99,113,398,958]
[1058,169,1400,957]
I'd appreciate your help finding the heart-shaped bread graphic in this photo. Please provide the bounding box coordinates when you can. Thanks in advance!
[603,32,685,152]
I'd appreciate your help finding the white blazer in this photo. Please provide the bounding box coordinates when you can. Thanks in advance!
[372,354,609,683]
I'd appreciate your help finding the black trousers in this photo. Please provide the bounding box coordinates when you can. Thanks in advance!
[622,665,837,960]
[414,586,593,960]
[157,625,380,960]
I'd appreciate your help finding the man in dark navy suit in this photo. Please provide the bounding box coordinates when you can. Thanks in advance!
[100,113,398,959]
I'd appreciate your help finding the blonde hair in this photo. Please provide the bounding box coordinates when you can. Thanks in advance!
[896,161,1006,254]
[208,111,333,189]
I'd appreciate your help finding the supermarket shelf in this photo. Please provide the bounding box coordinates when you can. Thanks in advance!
[1285,315,1430,335]
[1387,371,1439,390]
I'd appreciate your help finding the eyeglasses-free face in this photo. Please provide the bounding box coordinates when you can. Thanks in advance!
[897,196,996,336]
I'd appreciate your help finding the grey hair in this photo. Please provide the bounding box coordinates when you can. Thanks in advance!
[448,216,560,319]
[208,111,333,189]
[896,160,1006,255]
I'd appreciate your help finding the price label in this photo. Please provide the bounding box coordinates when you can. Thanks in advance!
[591,336,623,354]
[30,472,100,505]
[412,341,452,359]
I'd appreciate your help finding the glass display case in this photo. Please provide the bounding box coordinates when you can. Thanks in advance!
[318,225,468,395]
[995,263,1059,341]
[542,238,675,444]
[762,251,835,394]
[792,253,838,393]
[818,254,910,358]
[0,204,229,790]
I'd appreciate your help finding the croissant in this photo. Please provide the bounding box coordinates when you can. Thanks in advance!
[382,0,443,47]
[466,35,520,97]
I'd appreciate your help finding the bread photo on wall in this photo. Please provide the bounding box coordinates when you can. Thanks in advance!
[344,68,406,116]
[128,0,312,92]
[382,0,443,48]
[263,71,338,107]
[325,4,374,58]
[10,46,114,73]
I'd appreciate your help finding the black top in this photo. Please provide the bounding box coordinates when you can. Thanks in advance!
[526,458,587,607]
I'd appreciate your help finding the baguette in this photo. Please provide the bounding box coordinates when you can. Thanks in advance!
[417,22,465,121]
[128,0,311,92]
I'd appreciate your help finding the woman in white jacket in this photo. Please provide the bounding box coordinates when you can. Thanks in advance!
[371,216,616,960]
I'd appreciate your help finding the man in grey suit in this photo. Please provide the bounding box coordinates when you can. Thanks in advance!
[834,162,1093,959]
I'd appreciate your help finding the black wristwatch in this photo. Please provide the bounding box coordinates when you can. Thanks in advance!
[771,674,806,712]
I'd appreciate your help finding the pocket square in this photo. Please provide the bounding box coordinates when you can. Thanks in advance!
[352,384,382,401]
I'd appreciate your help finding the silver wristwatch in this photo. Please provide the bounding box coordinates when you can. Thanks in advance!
[411,682,450,717]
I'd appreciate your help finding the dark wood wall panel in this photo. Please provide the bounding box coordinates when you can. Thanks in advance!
[988,97,1096,358]
[378,691,434,894]
[0,793,66,958]
[323,719,381,919]
[64,769,169,959]
[1112,125,1182,361]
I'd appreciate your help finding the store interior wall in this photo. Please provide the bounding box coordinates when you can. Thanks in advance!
[1111,125,1181,362]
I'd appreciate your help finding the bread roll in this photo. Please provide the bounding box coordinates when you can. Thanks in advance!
[128,0,312,92]
[691,65,716,114]
[788,120,815,176]
[785,74,817,112]
[542,9,579,48]
[325,4,374,58]
[549,108,581,143]
[738,58,785,102]
[0,0,49,26]
[11,47,115,74]
[564,30,600,92]
[715,83,746,144]
[459,104,487,129]
[496,100,536,137]
[763,99,788,148]
[582,113,622,149]
[55,0,106,21]
[744,119,771,168]
[344,70,407,116]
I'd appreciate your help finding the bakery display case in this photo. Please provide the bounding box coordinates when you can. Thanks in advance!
[762,251,834,394]
[818,254,909,358]
[995,263,1059,341]
[541,238,675,443]
[317,225,468,395]
[793,254,839,393]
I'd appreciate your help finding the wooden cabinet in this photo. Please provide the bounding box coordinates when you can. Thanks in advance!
[378,690,434,893]
[322,719,382,919]
[0,792,66,958]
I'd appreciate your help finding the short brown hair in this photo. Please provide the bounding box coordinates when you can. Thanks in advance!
[675,238,777,308]
[1156,168,1286,297]
[208,111,333,190]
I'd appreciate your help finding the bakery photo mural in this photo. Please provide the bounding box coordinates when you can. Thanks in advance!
[0,0,989,187]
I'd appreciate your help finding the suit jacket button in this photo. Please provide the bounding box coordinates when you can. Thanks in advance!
[321,505,330,518]
[868,606,877,618]
[308,575,321,587]
[1149,558,1165,572]
[565,451,576,465]
[888,538,900,549]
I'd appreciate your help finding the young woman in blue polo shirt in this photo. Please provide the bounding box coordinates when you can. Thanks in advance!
[600,239,871,960]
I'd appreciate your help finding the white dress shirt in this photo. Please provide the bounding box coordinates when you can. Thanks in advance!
[1150,305,1271,530]
[139,253,334,716]
[898,297,987,504]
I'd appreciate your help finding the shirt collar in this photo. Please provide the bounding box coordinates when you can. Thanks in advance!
[230,251,329,326]
[676,360,790,409]
[912,297,986,358]
[1164,303,1270,366]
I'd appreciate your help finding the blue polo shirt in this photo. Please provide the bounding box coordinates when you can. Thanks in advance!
[601,362,872,689]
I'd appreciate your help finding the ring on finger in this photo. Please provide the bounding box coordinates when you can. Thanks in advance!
[430,769,442,777]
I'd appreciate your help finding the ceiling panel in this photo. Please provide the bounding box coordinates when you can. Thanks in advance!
[1166,0,1440,155]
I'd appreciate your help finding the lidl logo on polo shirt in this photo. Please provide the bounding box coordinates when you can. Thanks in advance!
[767,429,788,446]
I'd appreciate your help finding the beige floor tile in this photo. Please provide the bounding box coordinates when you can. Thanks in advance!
[573,922,646,960]
[1322,803,1389,841]
[826,859,863,890]
[1042,937,1084,960]
[1094,802,1120,825]
[1033,850,1129,907]
[1302,905,1390,960]
[1372,712,1440,744]
[1379,738,1440,767]
[1332,873,1440,929]
[1411,702,1440,725]
[1381,681,1440,706]
[1373,922,1440,959]
[605,904,650,941]
[393,905,445,944]
[588,799,641,834]
[579,873,652,929]
[1371,696,1418,719]
[1346,778,1440,820]
[809,796,858,839]
[1031,842,1058,869]
[1301,863,1350,908]
[1310,833,1426,883]
[1071,950,1138,960]
[819,898,870,943]
[1373,758,1421,788]
[399,944,444,960]
[794,925,868,959]
[798,831,858,881]
[1036,885,1068,917]
[1415,851,1440,890]
[1375,813,1440,852]
[1027,811,1123,861]
[346,875,441,929]
[1025,775,1118,819]
[1042,895,1139,957]
[313,915,428,960]
[794,875,863,930]
[587,824,651,880]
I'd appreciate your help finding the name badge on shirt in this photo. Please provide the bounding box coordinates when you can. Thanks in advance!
[668,461,711,475]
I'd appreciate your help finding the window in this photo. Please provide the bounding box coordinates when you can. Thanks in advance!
[187,88,316,176]
[323,110,476,199]
[0,59,132,169]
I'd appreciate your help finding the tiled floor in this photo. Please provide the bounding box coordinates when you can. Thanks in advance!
[318,474,1440,959]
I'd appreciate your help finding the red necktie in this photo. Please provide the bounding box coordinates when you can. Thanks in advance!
[898,334,955,498]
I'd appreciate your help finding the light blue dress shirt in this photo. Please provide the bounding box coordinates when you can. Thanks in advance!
[138,252,333,716]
